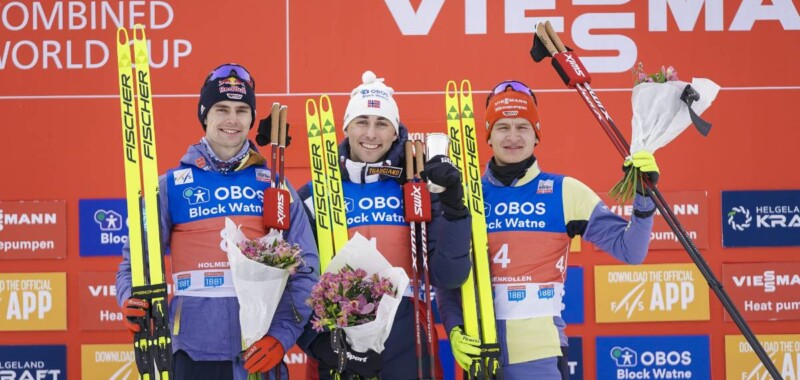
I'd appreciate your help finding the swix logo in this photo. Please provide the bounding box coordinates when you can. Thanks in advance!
[411,186,423,217]
[727,206,752,231]
[276,191,286,225]
[0,210,57,232]
[733,270,800,293]
[563,53,585,77]
[94,210,123,231]
[183,187,210,205]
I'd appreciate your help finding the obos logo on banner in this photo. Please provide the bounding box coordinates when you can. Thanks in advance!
[0,272,66,331]
[567,337,583,380]
[0,200,66,259]
[723,262,800,321]
[81,344,137,379]
[597,335,710,379]
[79,199,128,256]
[563,266,584,324]
[599,191,708,250]
[0,345,65,379]
[595,264,709,322]
[722,190,800,247]
[725,334,800,379]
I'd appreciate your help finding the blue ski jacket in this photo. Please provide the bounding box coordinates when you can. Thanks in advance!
[116,140,319,366]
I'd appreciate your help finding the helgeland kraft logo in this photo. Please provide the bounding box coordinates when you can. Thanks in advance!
[727,206,751,231]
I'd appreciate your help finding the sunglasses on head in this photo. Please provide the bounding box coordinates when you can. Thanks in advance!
[205,64,255,89]
[485,80,537,107]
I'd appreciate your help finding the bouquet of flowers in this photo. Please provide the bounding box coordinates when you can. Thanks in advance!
[308,233,409,356]
[609,63,720,202]
[222,217,303,347]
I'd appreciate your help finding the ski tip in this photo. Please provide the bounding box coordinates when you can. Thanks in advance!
[305,98,318,116]
[446,81,458,97]
[319,94,332,112]
[116,27,129,46]
[460,80,473,97]
[133,24,146,41]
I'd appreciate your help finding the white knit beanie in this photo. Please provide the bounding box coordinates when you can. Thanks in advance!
[343,71,400,133]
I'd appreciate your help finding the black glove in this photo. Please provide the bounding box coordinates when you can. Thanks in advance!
[310,332,382,378]
[255,115,291,147]
[420,155,468,219]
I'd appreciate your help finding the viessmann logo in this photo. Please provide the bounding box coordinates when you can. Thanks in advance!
[732,270,800,293]
[0,209,58,232]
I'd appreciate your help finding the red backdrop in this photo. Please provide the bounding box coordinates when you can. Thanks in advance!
[1,1,799,378]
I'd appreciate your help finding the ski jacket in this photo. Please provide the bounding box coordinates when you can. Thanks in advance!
[297,124,472,379]
[116,140,319,363]
[436,160,654,373]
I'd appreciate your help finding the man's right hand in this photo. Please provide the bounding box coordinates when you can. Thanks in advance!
[450,326,481,371]
[311,333,382,378]
[121,298,149,333]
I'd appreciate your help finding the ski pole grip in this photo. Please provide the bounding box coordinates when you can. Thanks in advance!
[405,141,414,181]
[552,51,592,87]
[270,103,280,143]
[263,188,291,230]
[278,106,288,147]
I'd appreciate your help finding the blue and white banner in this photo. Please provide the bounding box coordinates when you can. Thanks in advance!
[0,345,66,379]
[79,198,128,256]
[563,266,584,324]
[596,335,710,379]
[568,337,583,380]
[722,190,800,247]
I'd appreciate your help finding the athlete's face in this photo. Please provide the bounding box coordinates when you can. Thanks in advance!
[488,117,538,166]
[204,100,252,161]
[345,115,397,163]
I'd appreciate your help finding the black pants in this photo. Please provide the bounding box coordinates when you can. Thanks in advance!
[173,350,234,380]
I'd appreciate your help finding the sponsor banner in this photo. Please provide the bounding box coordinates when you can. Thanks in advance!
[0,345,66,379]
[568,337,583,380]
[599,191,708,250]
[595,264,709,323]
[285,345,307,379]
[597,335,710,379]
[725,334,800,380]
[563,266,584,324]
[79,272,126,331]
[79,198,128,256]
[81,344,137,379]
[0,200,66,259]
[723,262,800,321]
[0,272,66,331]
[722,190,800,247]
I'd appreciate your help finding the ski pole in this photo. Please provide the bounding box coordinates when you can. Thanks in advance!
[263,104,291,231]
[415,139,437,380]
[405,141,426,379]
[532,20,783,380]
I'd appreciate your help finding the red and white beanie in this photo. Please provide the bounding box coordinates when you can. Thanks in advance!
[484,91,541,141]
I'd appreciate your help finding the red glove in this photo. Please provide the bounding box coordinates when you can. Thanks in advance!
[242,336,284,374]
[121,298,148,333]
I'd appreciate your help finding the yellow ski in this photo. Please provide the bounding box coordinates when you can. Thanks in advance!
[446,80,501,379]
[117,25,172,380]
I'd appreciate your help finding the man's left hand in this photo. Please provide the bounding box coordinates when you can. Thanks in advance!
[242,335,284,374]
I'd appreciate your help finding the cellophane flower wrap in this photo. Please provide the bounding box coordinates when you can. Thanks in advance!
[306,232,409,354]
[222,217,304,347]
[609,63,720,202]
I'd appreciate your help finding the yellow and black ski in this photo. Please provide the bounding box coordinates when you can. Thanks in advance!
[116,25,172,380]
[446,80,501,379]
[305,95,348,272]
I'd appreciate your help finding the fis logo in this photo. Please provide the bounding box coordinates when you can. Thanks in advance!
[183,187,210,205]
[611,346,638,367]
[173,168,194,185]
[94,210,123,231]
